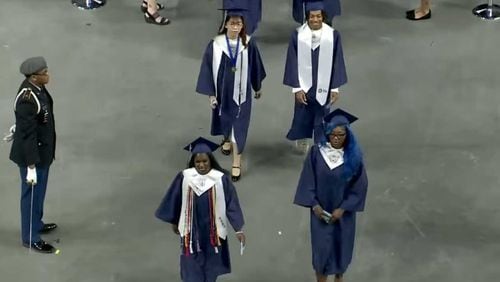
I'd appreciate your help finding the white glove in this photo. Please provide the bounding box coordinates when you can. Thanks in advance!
[209,96,218,109]
[26,167,37,185]
[3,124,16,142]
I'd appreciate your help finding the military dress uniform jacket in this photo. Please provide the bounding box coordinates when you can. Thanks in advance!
[9,79,56,167]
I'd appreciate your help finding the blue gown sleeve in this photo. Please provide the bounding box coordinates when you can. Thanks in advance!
[340,164,368,212]
[330,30,348,89]
[283,31,301,89]
[222,175,245,232]
[249,39,266,92]
[196,41,216,96]
[155,172,184,224]
[294,146,320,208]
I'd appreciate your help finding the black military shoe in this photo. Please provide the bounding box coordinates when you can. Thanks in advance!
[40,223,58,234]
[23,240,56,254]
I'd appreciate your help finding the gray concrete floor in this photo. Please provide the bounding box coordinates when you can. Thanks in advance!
[1,0,499,281]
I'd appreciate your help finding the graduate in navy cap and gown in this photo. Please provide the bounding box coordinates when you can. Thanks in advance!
[284,0,347,153]
[197,2,266,182]
[293,0,341,24]
[294,109,368,282]
[156,137,246,282]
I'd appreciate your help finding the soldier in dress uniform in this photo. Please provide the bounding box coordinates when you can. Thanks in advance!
[9,57,58,253]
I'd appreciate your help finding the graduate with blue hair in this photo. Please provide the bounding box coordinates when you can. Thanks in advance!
[294,109,368,282]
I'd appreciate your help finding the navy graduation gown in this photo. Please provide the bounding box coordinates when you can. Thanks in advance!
[292,0,341,24]
[294,145,367,275]
[196,37,266,153]
[283,28,347,142]
[244,0,262,34]
[156,171,245,281]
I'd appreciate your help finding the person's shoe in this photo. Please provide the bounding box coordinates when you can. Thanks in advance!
[23,240,56,254]
[39,223,58,234]
[231,166,241,182]
[221,140,231,155]
[144,11,171,25]
[406,9,431,21]
[141,1,165,13]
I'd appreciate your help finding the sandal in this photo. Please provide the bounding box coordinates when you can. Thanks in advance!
[144,11,170,25]
[231,166,241,182]
[221,140,231,156]
[141,0,165,13]
[406,9,431,21]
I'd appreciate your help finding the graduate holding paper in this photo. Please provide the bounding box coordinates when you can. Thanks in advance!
[156,137,246,282]
[196,1,266,182]
[284,0,347,153]
[294,109,368,282]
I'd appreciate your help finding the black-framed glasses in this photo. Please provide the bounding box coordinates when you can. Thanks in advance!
[330,132,346,138]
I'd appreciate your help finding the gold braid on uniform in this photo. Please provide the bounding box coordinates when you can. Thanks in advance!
[19,88,35,102]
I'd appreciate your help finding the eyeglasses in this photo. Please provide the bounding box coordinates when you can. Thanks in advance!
[228,21,243,26]
[329,132,346,139]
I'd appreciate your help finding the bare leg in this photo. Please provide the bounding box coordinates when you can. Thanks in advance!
[316,273,328,282]
[147,0,158,14]
[231,144,242,181]
[414,0,431,18]
[222,139,232,153]
[144,0,170,24]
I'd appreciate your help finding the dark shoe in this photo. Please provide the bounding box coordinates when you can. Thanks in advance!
[23,240,56,254]
[144,11,171,25]
[406,9,431,21]
[231,166,241,182]
[40,223,58,234]
[141,1,165,13]
[221,141,231,156]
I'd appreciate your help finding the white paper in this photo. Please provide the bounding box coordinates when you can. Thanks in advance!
[240,242,245,256]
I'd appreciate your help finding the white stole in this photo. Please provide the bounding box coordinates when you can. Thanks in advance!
[212,35,250,107]
[319,144,344,170]
[178,168,229,240]
[297,23,334,106]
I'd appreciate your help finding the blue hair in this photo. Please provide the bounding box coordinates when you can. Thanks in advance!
[319,122,363,181]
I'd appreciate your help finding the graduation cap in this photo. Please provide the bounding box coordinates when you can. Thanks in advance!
[304,0,325,12]
[183,137,220,154]
[293,0,327,23]
[219,0,248,17]
[218,0,249,32]
[323,108,358,126]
